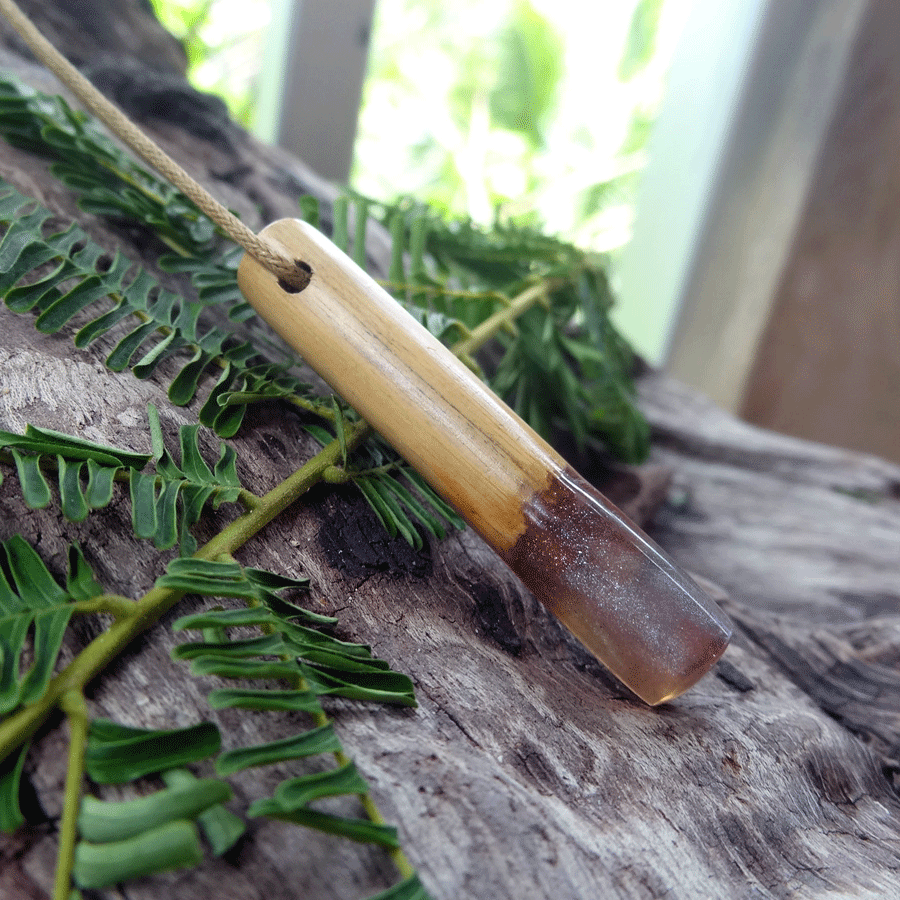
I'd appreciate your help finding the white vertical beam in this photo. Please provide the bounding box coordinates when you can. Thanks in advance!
[614,0,767,367]
[256,0,376,183]
[616,0,867,410]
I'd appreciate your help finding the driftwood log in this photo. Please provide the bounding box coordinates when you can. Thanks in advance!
[2,4,900,898]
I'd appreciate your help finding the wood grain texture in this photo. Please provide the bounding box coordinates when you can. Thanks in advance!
[1,14,900,898]
[238,218,565,551]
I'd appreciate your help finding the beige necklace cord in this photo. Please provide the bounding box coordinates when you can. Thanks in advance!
[0,0,311,291]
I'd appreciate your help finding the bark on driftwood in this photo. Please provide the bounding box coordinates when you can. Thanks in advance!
[2,5,900,898]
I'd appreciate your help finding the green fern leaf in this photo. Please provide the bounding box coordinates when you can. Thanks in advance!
[206,687,323,714]
[2,535,69,607]
[0,615,31,716]
[299,664,417,708]
[84,719,221,784]
[78,778,231,843]
[0,179,315,438]
[0,76,217,257]
[272,760,368,810]
[152,479,183,550]
[65,543,104,600]
[73,820,204,890]
[0,423,149,468]
[368,874,431,900]
[355,474,418,547]
[166,347,209,404]
[172,604,277,630]
[189,655,303,681]
[9,448,51,509]
[0,537,104,715]
[76,717,231,882]
[165,557,422,874]
[161,768,245,856]
[172,633,285,660]
[129,470,159,540]
[17,607,74,705]
[84,458,118,509]
[0,415,240,550]
[33,255,131,334]
[57,456,89,522]
[215,723,342,776]
[247,804,400,849]
[0,743,29,834]
[243,567,312,592]
[159,559,258,598]
[178,424,216,485]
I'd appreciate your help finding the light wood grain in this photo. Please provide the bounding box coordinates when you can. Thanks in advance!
[238,218,566,552]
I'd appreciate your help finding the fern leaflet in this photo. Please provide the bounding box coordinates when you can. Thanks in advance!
[0,179,311,437]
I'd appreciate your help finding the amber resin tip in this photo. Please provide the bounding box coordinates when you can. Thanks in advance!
[499,468,732,705]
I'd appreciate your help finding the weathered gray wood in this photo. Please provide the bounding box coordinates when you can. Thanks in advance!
[2,5,900,898]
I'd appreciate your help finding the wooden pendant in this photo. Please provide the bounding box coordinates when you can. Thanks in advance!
[237,219,732,705]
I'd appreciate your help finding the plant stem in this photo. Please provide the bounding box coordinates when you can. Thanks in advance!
[70,594,136,618]
[0,266,556,887]
[53,690,88,900]
[0,420,371,766]
[450,279,555,361]
[0,269,543,763]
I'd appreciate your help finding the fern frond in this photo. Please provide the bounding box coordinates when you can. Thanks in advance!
[303,421,465,549]
[0,180,314,437]
[84,719,222,784]
[0,75,215,256]
[0,412,243,553]
[311,191,651,463]
[73,820,204,889]
[72,718,232,887]
[165,555,420,885]
[248,802,401,849]
[77,777,231,843]
[161,767,245,857]
[0,536,103,716]
[0,423,150,522]
[367,874,431,900]
[0,741,28,833]
[167,560,416,707]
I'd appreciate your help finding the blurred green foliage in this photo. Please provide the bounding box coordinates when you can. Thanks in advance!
[355,0,673,250]
[486,2,563,147]
[149,0,674,248]
[148,0,270,126]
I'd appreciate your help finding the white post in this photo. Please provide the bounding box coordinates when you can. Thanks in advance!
[617,0,867,411]
[255,0,377,183]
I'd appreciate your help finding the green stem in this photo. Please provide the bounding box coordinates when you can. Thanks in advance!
[53,690,88,900]
[285,394,340,421]
[0,261,558,886]
[69,594,136,618]
[0,270,545,763]
[0,421,371,766]
[294,676,417,880]
[450,279,555,361]
[0,264,548,764]
[360,782,415,879]
[237,488,261,510]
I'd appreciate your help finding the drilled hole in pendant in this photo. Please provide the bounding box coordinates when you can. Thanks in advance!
[278,259,313,294]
